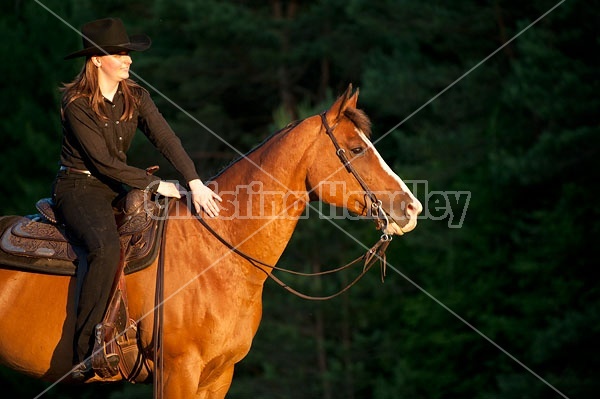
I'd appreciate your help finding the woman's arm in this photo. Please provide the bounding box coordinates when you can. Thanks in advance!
[137,90,221,214]
[137,89,200,183]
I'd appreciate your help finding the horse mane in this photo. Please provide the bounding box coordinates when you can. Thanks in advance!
[211,108,371,179]
[211,120,302,179]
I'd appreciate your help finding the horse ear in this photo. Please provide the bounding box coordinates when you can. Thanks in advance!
[325,83,357,122]
[346,87,359,109]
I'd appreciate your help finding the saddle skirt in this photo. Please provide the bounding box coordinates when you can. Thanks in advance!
[0,189,167,276]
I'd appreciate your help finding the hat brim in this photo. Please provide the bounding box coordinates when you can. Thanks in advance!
[64,34,151,60]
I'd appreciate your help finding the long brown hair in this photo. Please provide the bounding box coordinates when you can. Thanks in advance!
[61,57,141,122]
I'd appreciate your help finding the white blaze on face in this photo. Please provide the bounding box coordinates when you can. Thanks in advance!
[356,129,422,234]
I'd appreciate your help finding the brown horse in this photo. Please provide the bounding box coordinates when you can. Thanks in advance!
[0,85,422,398]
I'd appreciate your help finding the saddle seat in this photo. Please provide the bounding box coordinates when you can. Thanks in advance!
[0,189,167,276]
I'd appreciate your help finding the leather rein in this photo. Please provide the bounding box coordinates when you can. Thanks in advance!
[195,112,394,301]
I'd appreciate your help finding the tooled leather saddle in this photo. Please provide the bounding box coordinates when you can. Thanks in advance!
[0,186,169,382]
[0,188,166,276]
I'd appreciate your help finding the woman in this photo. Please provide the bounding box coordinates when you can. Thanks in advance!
[55,17,222,380]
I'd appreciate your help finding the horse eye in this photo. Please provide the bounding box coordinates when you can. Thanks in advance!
[350,147,365,155]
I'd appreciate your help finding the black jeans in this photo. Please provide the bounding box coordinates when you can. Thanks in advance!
[52,170,123,364]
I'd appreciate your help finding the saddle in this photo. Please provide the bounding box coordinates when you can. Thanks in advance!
[0,189,166,276]
[0,184,170,382]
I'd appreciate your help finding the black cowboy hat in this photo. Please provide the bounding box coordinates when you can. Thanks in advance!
[64,17,151,60]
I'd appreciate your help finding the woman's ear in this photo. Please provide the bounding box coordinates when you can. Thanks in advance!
[92,56,101,67]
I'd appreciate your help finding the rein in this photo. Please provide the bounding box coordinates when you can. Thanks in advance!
[195,215,391,300]
[153,198,175,399]
[195,112,395,300]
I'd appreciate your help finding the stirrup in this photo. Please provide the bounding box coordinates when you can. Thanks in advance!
[91,323,121,378]
[71,358,93,381]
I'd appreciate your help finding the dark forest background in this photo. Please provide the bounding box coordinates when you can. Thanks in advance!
[1,0,598,398]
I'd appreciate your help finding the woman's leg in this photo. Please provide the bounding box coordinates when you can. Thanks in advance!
[53,174,121,364]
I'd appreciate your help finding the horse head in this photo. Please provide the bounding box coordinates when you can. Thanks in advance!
[306,85,422,235]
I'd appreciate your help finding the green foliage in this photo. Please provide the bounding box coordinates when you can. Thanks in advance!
[0,0,75,214]
[1,0,597,398]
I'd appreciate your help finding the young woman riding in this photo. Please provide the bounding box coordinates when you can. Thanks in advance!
[56,17,221,380]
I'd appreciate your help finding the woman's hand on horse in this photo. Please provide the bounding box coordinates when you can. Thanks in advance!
[157,181,182,198]
[189,179,222,218]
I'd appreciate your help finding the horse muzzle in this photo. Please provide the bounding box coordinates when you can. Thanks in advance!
[381,197,422,236]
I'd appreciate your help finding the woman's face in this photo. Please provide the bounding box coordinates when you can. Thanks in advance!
[94,52,132,84]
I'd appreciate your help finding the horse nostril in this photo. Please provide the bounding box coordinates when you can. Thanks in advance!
[405,203,415,219]
[406,201,423,217]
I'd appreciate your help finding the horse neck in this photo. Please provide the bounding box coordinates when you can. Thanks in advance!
[211,120,320,265]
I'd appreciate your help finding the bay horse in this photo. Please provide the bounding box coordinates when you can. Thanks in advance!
[0,85,422,398]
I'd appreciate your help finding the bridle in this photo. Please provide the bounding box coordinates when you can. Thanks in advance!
[195,111,396,300]
[319,112,392,234]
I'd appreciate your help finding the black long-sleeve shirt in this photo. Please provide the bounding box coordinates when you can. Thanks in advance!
[60,86,199,190]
